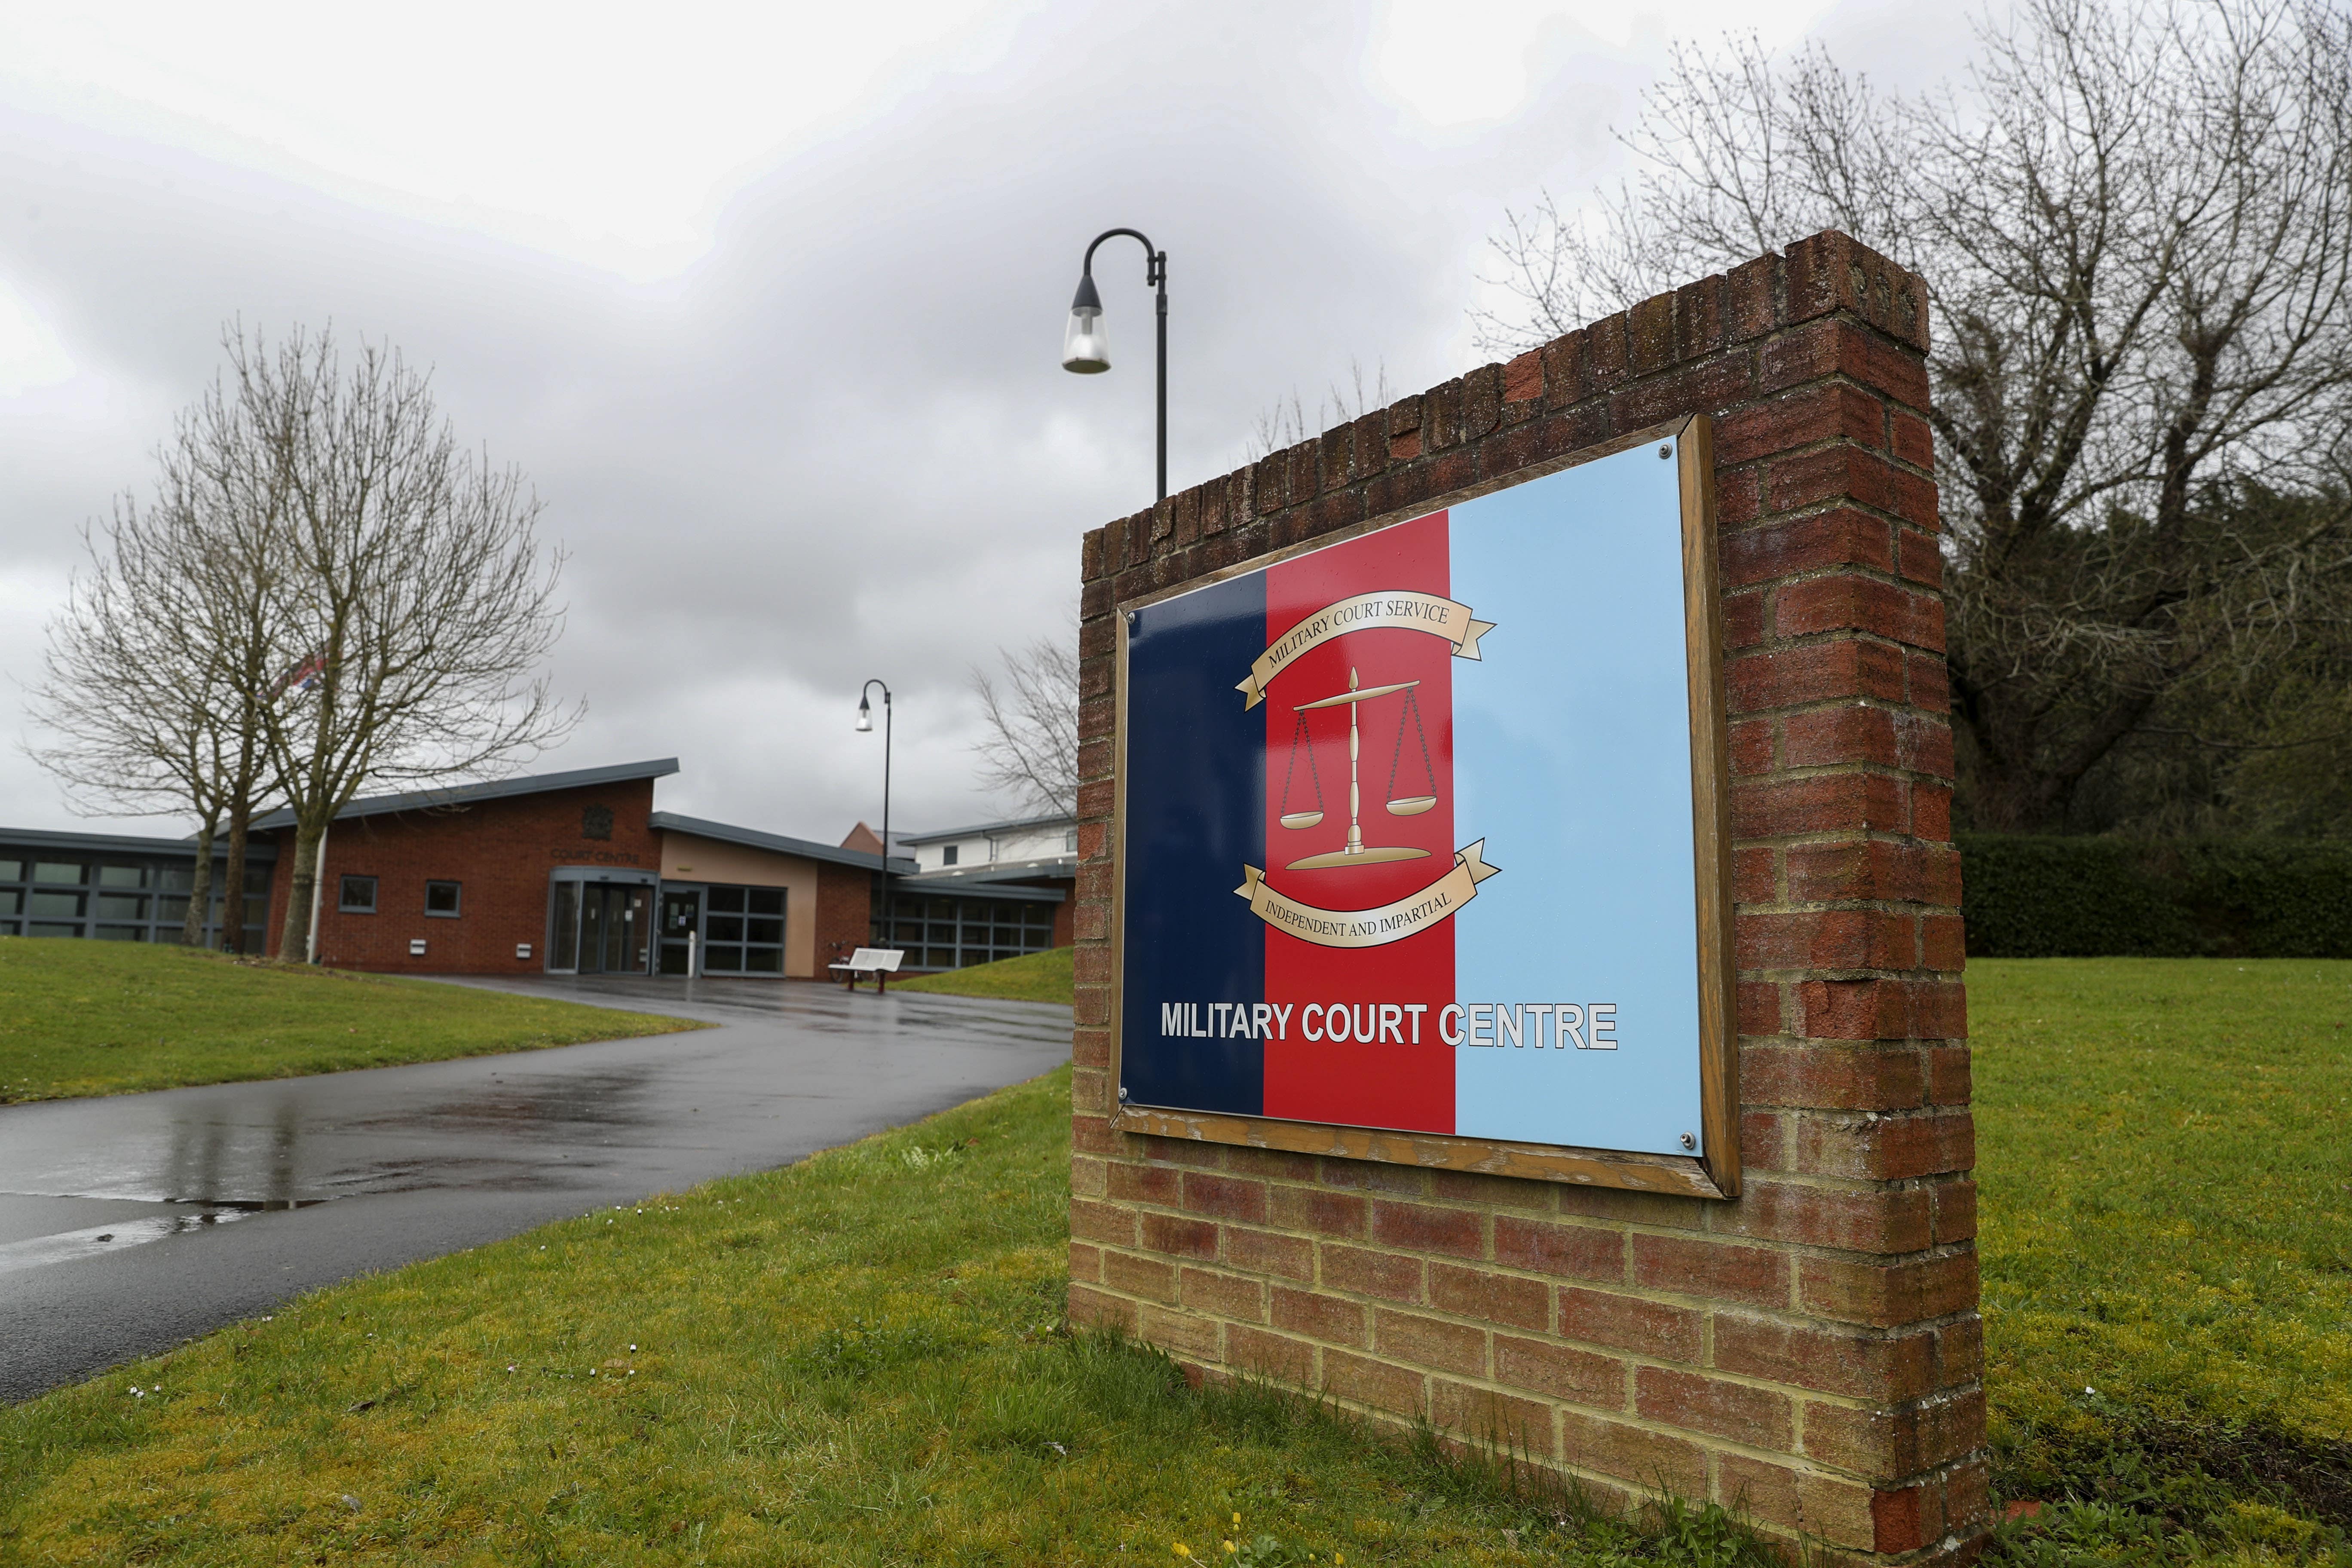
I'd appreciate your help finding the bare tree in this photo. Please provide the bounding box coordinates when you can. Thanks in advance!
[28,504,235,943]
[26,380,282,947]
[172,355,290,949]
[1242,359,1395,464]
[971,633,1078,818]
[218,326,576,962]
[1477,0,2352,830]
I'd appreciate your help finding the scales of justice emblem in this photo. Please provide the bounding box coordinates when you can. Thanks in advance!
[1276,666,1439,868]
[1233,588,1504,949]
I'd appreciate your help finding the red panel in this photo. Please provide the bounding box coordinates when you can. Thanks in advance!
[1261,511,1456,1133]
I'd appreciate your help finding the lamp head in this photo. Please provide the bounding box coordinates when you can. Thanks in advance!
[855,694,873,732]
[1061,270,1109,374]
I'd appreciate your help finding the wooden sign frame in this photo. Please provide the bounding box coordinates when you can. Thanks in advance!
[1106,413,1740,1200]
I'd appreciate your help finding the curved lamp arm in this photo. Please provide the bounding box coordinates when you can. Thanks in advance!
[1063,227,1170,501]
[1082,227,1164,288]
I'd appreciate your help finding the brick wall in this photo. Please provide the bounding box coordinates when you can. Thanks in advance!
[815,864,877,971]
[1067,231,1983,1565]
[263,780,660,973]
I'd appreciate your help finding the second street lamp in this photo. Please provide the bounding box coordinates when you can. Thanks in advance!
[856,679,893,981]
[1062,226,1167,502]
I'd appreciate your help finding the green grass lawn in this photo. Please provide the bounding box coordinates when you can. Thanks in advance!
[0,1066,1775,1568]
[893,946,1074,1004]
[1969,959,2352,1560]
[0,940,701,1102]
[3,957,2347,1565]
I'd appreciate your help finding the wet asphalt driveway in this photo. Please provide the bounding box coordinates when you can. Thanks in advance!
[0,976,1071,1402]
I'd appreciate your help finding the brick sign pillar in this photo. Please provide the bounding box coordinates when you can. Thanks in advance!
[1069,230,1984,1566]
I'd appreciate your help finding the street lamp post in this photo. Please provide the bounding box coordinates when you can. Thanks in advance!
[855,679,894,989]
[1061,227,1167,502]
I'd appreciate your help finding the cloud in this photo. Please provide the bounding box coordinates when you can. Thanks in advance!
[0,0,1049,280]
[0,0,1924,840]
[1366,0,1840,129]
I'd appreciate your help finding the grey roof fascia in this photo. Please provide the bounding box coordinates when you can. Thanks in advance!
[890,875,1066,903]
[649,812,917,875]
[893,812,1075,846]
[252,758,681,831]
[0,826,279,861]
[904,858,1076,888]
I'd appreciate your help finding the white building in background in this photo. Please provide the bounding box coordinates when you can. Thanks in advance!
[873,812,1079,967]
[896,813,1078,879]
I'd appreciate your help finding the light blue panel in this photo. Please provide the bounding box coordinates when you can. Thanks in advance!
[1449,441,1705,1155]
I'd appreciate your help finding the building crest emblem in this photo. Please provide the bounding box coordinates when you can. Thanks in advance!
[1232,591,1501,949]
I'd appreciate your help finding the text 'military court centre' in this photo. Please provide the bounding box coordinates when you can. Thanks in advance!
[0,759,1075,978]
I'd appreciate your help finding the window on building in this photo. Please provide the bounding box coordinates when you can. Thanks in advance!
[1064,830,1078,851]
[550,883,580,969]
[874,892,1056,971]
[425,881,462,917]
[942,845,958,866]
[0,851,268,946]
[339,875,378,913]
[698,885,786,974]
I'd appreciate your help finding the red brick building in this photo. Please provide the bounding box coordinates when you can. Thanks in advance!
[242,759,1069,978]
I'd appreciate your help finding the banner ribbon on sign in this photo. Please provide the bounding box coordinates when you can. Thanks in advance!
[1235,841,1501,949]
[1235,591,1494,708]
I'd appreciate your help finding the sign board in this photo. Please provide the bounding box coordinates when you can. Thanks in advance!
[1111,417,1737,1197]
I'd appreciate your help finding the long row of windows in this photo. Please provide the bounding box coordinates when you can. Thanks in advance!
[8,850,1066,978]
[0,856,270,946]
[556,880,1059,977]
[874,893,1056,971]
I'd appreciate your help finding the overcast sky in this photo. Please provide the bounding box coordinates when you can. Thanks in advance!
[0,0,1964,844]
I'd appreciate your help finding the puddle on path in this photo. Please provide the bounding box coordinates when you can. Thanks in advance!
[0,1198,335,1276]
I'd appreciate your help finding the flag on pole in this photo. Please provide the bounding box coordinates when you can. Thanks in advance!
[279,650,328,699]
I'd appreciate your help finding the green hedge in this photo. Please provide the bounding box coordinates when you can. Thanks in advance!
[1958,834,2352,958]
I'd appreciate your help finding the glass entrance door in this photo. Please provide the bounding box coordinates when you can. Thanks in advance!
[577,884,649,974]
[658,887,702,975]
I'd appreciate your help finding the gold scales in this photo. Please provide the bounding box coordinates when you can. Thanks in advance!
[1277,666,1440,870]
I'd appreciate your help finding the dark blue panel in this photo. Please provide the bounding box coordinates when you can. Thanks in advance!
[1120,571,1266,1115]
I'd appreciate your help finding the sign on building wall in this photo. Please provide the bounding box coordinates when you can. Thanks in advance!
[1113,417,1738,1197]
